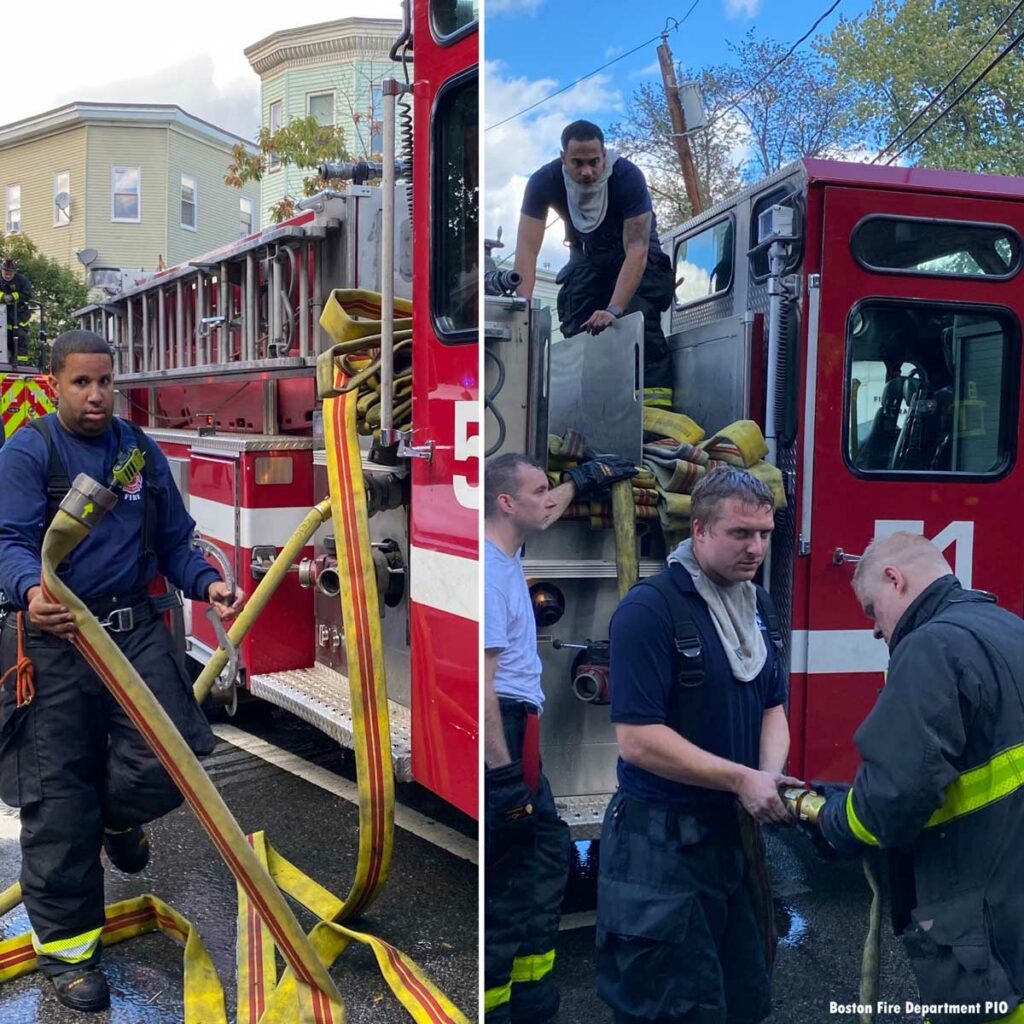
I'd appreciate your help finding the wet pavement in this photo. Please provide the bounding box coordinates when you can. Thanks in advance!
[554,827,925,1024]
[0,707,478,1023]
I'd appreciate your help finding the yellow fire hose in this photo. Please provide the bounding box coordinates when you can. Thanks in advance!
[0,287,470,1024]
[610,480,639,600]
[784,788,882,1024]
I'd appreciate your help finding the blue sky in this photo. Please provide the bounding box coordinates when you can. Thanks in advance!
[484,0,876,268]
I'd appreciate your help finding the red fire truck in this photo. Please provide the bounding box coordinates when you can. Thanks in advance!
[486,157,1024,828]
[75,1,479,817]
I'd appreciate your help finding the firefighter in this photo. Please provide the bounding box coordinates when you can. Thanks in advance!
[817,532,1024,1024]
[596,467,800,1024]
[485,450,637,1024]
[0,257,33,365]
[513,120,676,409]
[0,330,245,1012]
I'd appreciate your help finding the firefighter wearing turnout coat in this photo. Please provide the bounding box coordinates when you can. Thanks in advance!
[597,467,801,1024]
[0,331,244,1013]
[0,257,33,363]
[819,532,1024,1024]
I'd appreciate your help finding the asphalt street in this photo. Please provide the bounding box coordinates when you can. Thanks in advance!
[0,707,478,1023]
[554,827,925,1024]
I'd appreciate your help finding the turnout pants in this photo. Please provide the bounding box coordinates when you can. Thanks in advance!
[556,248,676,407]
[596,791,772,1024]
[0,609,215,976]
[485,698,570,1023]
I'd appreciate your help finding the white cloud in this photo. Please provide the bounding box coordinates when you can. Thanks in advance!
[629,59,663,79]
[605,45,622,58]
[488,0,546,13]
[724,0,761,18]
[54,54,260,141]
[484,60,623,273]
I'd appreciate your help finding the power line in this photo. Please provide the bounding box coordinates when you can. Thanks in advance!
[873,0,1024,164]
[885,22,1024,165]
[704,0,843,131]
[485,1,702,133]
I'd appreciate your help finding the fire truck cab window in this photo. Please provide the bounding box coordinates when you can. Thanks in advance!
[852,217,1022,279]
[848,302,1016,476]
[433,71,478,342]
[674,218,733,307]
[431,0,478,40]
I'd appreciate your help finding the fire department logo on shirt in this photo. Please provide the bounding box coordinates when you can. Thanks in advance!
[122,473,144,501]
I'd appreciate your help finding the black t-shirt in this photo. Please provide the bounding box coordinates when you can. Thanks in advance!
[609,564,787,810]
[521,156,662,260]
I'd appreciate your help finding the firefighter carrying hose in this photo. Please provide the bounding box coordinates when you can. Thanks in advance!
[0,257,33,365]
[815,532,1024,1024]
[484,450,637,1024]
[0,330,245,1012]
[597,467,800,1024]
[513,120,676,410]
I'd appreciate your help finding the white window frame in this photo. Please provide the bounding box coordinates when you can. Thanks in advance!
[112,166,141,223]
[5,184,21,233]
[53,172,71,228]
[239,196,253,238]
[306,90,336,127]
[268,100,283,172]
[180,173,197,231]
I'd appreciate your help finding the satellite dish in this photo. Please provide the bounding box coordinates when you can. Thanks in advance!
[55,192,70,211]
[76,248,98,267]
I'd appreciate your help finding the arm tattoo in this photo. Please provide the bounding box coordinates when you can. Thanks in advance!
[623,213,651,249]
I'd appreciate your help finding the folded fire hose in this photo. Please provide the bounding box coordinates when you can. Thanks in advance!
[0,291,469,1023]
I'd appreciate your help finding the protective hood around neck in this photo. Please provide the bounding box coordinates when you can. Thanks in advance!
[562,150,619,234]
[667,538,767,682]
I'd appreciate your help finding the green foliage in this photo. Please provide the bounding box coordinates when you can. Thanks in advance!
[821,0,1024,173]
[0,233,89,364]
[225,115,355,223]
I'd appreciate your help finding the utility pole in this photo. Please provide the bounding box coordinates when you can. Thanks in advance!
[657,33,703,215]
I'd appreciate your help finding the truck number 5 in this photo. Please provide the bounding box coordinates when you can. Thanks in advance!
[453,400,479,510]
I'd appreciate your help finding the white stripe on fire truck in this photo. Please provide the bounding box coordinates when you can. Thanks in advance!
[409,545,479,622]
[789,629,890,675]
[188,496,327,551]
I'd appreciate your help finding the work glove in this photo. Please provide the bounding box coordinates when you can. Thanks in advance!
[563,456,638,499]
[485,760,537,844]
[2,294,12,303]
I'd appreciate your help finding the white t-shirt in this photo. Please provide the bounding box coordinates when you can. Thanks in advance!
[484,539,544,710]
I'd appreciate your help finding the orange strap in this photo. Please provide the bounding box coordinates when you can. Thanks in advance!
[0,612,35,708]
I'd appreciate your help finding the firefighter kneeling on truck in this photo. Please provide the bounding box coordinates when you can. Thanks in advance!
[814,532,1024,1024]
[0,257,33,365]
[0,330,245,1012]
[484,450,637,1023]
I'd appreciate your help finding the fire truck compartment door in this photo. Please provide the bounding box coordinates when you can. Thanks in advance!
[546,310,643,466]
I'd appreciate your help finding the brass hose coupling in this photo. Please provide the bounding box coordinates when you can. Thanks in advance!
[781,786,826,825]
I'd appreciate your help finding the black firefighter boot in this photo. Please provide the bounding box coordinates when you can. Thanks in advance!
[102,825,150,873]
[50,968,111,1012]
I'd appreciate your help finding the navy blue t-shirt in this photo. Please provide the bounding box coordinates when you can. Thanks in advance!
[0,414,219,607]
[521,156,662,260]
[609,564,787,810]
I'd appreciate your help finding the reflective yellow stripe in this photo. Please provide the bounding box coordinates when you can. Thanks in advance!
[926,741,1024,830]
[510,949,555,983]
[31,926,102,963]
[484,981,511,1012]
[845,788,880,846]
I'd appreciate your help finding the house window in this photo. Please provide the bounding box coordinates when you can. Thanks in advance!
[307,91,334,127]
[5,185,20,233]
[54,172,70,227]
[240,197,253,238]
[112,166,141,222]
[269,100,283,171]
[180,174,197,230]
[370,86,383,156]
